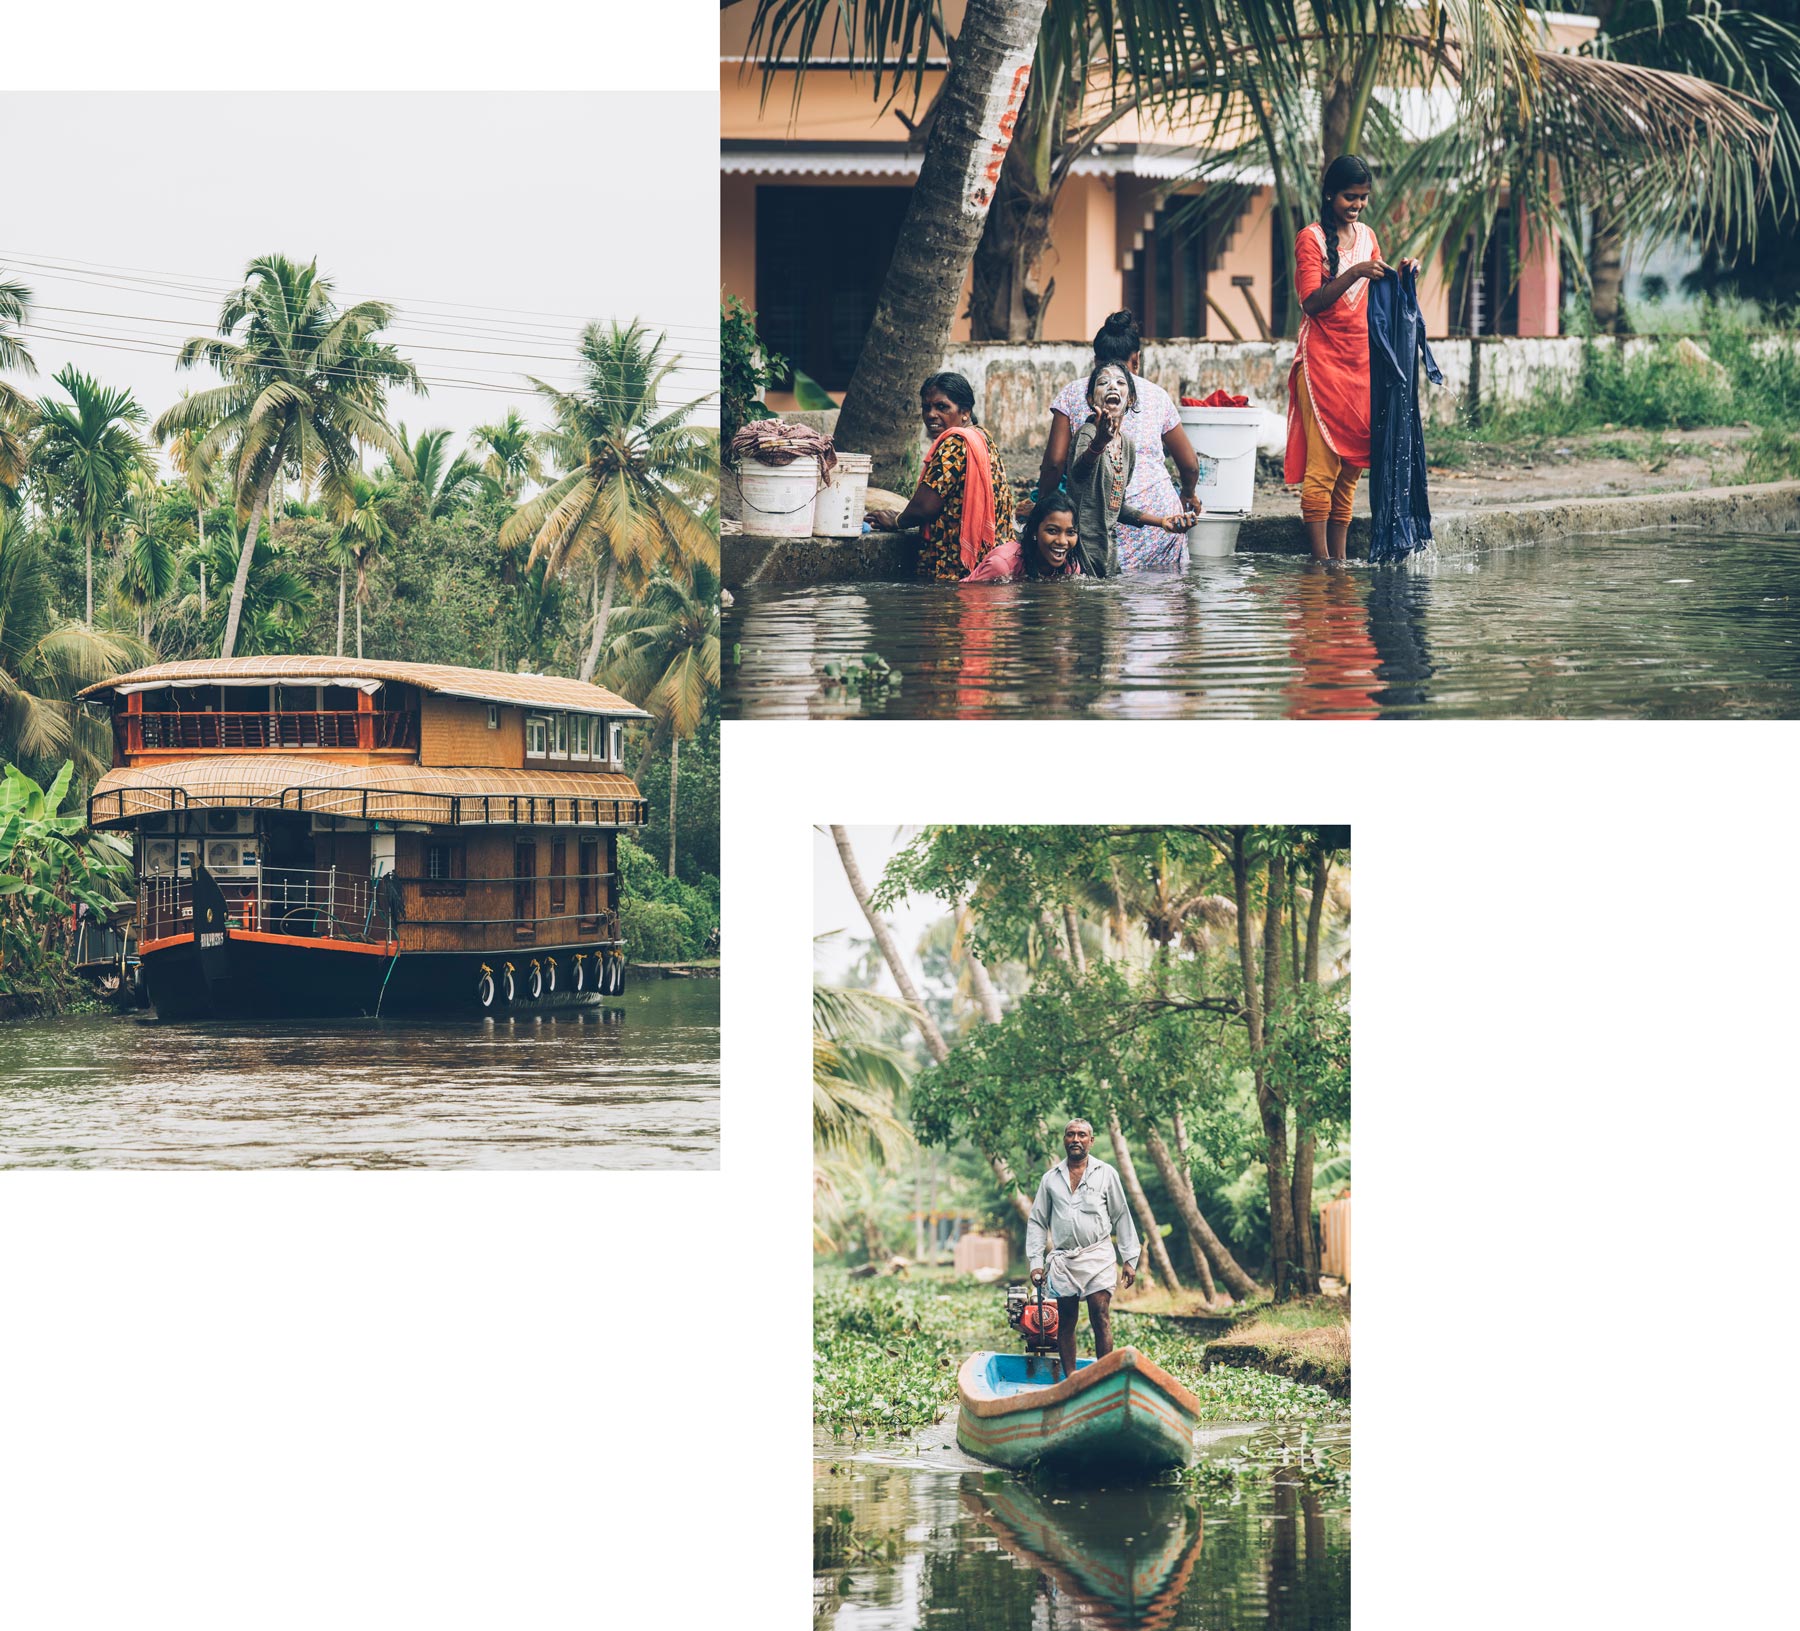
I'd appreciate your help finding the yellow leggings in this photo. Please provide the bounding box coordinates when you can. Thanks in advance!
[1298,375,1362,526]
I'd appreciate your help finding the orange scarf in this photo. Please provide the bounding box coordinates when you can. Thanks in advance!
[928,425,995,574]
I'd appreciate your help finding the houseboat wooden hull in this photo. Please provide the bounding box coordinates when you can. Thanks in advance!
[139,929,629,1021]
[955,1347,1201,1477]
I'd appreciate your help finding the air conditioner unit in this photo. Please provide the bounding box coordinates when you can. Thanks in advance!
[310,814,369,834]
[143,839,178,876]
[204,839,257,877]
[139,812,173,835]
[204,809,254,836]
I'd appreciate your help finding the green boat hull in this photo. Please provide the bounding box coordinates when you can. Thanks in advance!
[956,1347,1199,1477]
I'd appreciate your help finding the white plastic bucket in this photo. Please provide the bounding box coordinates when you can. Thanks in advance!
[1186,512,1244,558]
[812,452,871,538]
[737,459,820,538]
[1178,405,1262,515]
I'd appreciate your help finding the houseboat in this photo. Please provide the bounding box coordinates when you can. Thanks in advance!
[78,656,650,1021]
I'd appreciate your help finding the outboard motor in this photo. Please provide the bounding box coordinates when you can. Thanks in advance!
[1004,1278,1061,1378]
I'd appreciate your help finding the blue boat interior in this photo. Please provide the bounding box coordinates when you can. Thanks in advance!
[970,1351,1095,1398]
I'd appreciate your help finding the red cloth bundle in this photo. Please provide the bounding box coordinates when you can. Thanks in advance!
[1180,389,1250,407]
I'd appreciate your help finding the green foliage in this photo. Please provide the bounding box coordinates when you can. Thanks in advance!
[813,1278,992,1436]
[721,293,787,445]
[617,833,718,961]
[634,698,720,884]
[0,760,133,1006]
[820,652,901,696]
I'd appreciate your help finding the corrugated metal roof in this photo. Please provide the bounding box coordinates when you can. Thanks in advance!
[90,757,645,827]
[78,656,650,718]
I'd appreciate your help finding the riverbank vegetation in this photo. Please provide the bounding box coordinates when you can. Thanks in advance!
[0,252,719,1003]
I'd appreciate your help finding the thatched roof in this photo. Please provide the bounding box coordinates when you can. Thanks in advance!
[78,656,649,718]
[90,757,645,828]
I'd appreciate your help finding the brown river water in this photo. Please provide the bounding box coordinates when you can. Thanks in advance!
[0,977,718,1170]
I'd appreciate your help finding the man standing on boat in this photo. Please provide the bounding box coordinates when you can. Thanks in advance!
[1027,1119,1140,1381]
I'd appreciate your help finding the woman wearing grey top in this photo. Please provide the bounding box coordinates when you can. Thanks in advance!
[1066,364,1193,577]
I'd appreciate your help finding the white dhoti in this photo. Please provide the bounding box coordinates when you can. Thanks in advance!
[1044,1239,1118,1300]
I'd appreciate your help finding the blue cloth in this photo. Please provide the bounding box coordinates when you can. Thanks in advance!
[1366,266,1444,564]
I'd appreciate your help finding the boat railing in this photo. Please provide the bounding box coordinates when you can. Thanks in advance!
[137,867,621,947]
[125,710,418,753]
[277,787,649,827]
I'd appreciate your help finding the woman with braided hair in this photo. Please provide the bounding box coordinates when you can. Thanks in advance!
[1285,154,1420,560]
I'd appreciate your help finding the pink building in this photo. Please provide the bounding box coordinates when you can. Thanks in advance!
[721,6,1592,395]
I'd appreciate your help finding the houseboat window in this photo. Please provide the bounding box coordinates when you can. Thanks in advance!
[550,841,567,917]
[514,841,537,937]
[571,716,590,760]
[578,836,600,923]
[321,686,358,712]
[426,842,466,881]
[608,722,623,765]
[551,714,569,758]
[525,716,548,758]
[486,704,500,730]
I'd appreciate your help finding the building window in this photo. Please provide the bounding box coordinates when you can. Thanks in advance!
[571,716,590,760]
[486,705,500,730]
[1123,196,1210,341]
[550,714,569,758]
[608,722,623,766]
[525,716,548,758]
[755,185,915,392]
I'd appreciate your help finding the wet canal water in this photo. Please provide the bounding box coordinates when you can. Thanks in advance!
[816,1416,1350,1629]
[0,977,718,1169]
[724,526,1800,719]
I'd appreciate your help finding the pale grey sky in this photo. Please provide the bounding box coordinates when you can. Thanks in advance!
[814,826,946,989]
[2,92,719,480]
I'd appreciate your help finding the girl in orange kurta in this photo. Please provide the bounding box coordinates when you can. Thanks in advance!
[1285,154,1419,561]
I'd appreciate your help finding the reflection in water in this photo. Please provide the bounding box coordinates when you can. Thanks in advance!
[814,1433,1349,1631]
[0,979,719,1169]
[962,1475,1204,1630]
[725,527,1800,719]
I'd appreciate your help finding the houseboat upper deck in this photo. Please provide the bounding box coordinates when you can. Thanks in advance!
[79,656,653,1020]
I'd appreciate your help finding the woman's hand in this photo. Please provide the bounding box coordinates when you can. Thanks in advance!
[1353,257,1391,281]
[1090,400,1123,445]
[866,507,904,531]
[1157,508,1196,533]
[1400,256,1422,275]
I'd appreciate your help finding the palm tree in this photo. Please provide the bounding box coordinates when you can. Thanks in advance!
[604,557,720,879]
[0,269,35,494]
[330,470,403,658]
[0,508,146,783]
[153,254,420,659]
[32,367,152,626]
[471,408,545,500]
[114,476,179,641]
[814,977,918,1162]
[391,423,497,519]
[499,320,716,684]
[164,410,218,616]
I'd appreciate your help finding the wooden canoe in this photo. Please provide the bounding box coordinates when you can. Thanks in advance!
[955,1346,1201,1476]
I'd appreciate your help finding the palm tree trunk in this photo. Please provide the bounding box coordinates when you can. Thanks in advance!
[197,509,206,616]
[1590,216,1628,334]
[336,565,346,657]
[965,940,1005,1025]
[356,592,364,660]
[1107,1107,1181,1293]
[1289,852,1332,1296]
[666,736,679,878]
[830,824,1029,1218]
[1135,1117,1258,1302]
[578,555,619,684]
[830,0,1050,486]
[968,74,1068,342]
[219,479,271,659]
[84,531,93,626]
[1259,849,1296,1299]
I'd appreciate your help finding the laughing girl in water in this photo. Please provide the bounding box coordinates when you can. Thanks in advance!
[1286,154,1420,560]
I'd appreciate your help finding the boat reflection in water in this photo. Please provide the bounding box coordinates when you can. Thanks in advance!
[960,1474,1204,1630]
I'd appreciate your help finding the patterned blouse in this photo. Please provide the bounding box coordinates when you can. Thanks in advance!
[1049,373,1185,571]
[917,427,1016,582]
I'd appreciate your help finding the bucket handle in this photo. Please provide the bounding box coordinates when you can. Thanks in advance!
[1189,443,1258,463]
